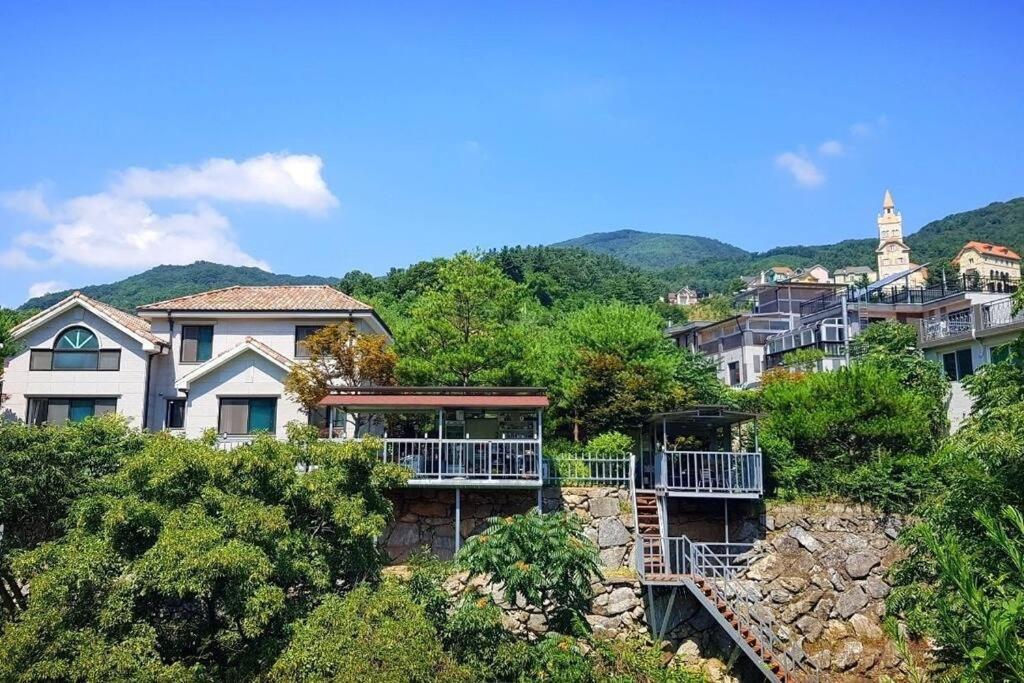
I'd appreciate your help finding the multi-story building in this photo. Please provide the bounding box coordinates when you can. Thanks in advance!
[952,241,1021,285]
[665,287,700,306]
[1,285,391,437]
[832,265,877,286]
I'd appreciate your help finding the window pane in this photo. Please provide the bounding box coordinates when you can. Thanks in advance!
[295,326,324,358]
[181,326,198,362]
[56,327,98,350]
[47,399,70,425]
[93,399,117,417]
[248,398,276,433]
[942,353,958,380]
[219,398,249,434]
[30,350,53,370]
[98,350,121,370]
[69,399,95,422]
[956,349,974,378]
[53,351,99,370]
[28,398,48,425]
[196,326,213,362]
[166,400,186,429]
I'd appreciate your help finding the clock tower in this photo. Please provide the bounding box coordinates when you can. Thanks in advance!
[875,190,916,281]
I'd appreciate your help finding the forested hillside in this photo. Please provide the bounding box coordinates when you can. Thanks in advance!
[16,197,1024,311]
[21,261,335,311]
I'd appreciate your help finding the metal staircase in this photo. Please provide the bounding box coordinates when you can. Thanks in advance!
[630,475,817,683]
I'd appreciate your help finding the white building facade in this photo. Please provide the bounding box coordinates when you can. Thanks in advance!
[1,286,390,439]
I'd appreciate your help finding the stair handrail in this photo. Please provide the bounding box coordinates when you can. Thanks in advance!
[691,543,819,682]
[628,454,643,576]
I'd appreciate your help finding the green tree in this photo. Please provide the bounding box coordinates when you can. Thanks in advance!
[0,434,408,680]
[920,506,1024,681]
[0,308,34,384]
[758,363,940,508]
[396,253,531,386]
[531,302,720,440]
[284,322,397,411]
[269,581,469,682]
[0,415,144,621]
[456,511,600,633]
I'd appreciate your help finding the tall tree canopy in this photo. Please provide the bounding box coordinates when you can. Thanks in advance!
[0,433,407,680]
[395,254,531,386]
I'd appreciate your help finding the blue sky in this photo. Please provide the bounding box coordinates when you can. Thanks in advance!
[1,1,1022,306]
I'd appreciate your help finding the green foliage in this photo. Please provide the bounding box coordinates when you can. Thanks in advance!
[269,581,470,682]
[758,363,941,510]
[0,435,407,680]
[0,415,144,620]
[918,506,1024,680]
[0,307,34,380]
[395,253,532,386]
[20,261,335,311]
[531,302,721,440]
[586,431,634,456]
[684,294,744,322]
[781,348,826,372]
[457,511,600,633]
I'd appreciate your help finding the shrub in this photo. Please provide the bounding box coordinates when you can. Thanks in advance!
[269,582,470,682]
[457,511,600,633]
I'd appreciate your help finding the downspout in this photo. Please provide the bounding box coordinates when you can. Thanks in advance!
[142,352,155,431]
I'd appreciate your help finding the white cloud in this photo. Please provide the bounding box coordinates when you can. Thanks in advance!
[27,280,69,298]
[0,153,338,272]
[818,140,844,157]
[850,115,887,138]
[113,153,338,214]
[0,248,39,268]
[775,152,825,188]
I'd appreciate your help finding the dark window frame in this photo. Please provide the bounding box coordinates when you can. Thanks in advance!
[26,396,118,425]
[217,397,278,435]
[294,325,325,359]
[165,399,186,429]
[180,325,215,364]
[30,347,121,372]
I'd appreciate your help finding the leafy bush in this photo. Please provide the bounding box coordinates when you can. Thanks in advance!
[759,363,941,510]
[0,435,408,680]
[457,511,600,633]
[586,431,633,456]
[270,581,470,682]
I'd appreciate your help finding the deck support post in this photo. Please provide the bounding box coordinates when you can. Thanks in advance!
[454,488,461,555]
[724,500,730,545]
[646,584,659,636]
[537,487,543,513]
[657,586,678,642]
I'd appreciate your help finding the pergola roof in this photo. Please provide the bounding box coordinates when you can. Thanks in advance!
[645,405,757,426]
[320,386,549,409]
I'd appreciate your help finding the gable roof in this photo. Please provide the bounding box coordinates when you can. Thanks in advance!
[834,266,875,275]
[953,241,1021,264]
[138,285,373,312]
[10,291,165,350]
[174,336,294,390]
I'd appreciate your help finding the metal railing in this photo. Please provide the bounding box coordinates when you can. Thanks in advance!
[215,436,256,451]
[921,308,973,342]
[374,438,542,481]
[543,454,632,486]
[637,535,817,682]
[656,451,763,496]
[982,296,1024,330]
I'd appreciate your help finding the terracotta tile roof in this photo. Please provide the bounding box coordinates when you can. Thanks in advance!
[12,291,165,346]
[953,241,1021,263]
[137,285,372,312]
[243,336,294,368]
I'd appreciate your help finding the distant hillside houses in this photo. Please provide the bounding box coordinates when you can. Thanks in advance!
[676,190,1022,429]
[663,286,700,306]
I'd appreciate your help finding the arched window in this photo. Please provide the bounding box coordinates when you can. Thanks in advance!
[53,327,100,369]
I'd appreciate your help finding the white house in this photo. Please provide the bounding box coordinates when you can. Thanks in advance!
[1,285,390,439]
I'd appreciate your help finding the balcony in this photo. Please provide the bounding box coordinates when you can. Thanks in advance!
[982,297,1024,330]
[921,309,973,342]
[370,437,543,487]
[636,534,752,583]
[655,450,763,498]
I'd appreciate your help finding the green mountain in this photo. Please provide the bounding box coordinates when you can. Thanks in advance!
[562,197,1024,292]
[20,262,336,311]
[16,198,1024,311]
[553,229,750,269]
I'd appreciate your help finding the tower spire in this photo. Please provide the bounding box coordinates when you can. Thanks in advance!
[882,189,894,210]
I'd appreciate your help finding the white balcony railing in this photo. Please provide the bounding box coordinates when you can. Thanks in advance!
[636,534,753,580]
[982,297,1024,330]
[656,450,763,496]
[542,455,632,486]
[921,309,974,342]
[376,438,542,482]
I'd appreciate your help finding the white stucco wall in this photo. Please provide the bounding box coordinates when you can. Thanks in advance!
[1,306,151,426]
[181,350,304,439]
